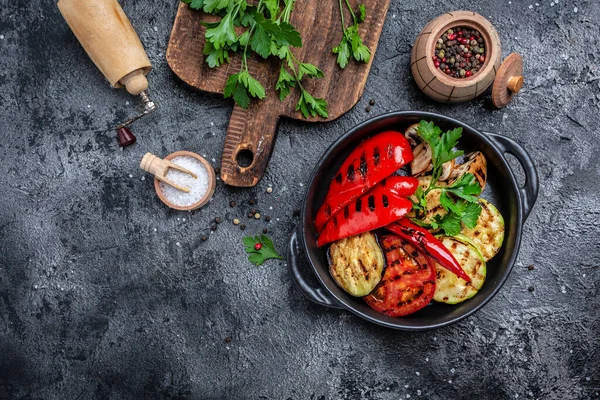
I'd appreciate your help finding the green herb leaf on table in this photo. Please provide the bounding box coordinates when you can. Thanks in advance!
[358,3,366,23]
[333,0,370,68]
[275,65,296,100]
[243,235,284,266]
[297,91,328,118]
[332,38,351,69]
[205,13,237,49]
[224,71,266,109]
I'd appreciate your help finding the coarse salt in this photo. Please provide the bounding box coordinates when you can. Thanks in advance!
[159,156,209,207]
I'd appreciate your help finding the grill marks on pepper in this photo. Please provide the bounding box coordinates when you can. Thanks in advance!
[359,152,368,179]
[324,204,331,218]
[335,173,342,184]
[382,195,389,208]
[368,195,376,211]
[373,146,380,166]
[347,164,355,182]
[355,199,362,213]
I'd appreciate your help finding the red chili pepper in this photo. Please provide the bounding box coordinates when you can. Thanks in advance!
[384,219,472,283]
[314,131,414,233]
[317,191,413,247]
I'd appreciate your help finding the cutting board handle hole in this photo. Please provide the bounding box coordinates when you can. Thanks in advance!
[236,148,254,168]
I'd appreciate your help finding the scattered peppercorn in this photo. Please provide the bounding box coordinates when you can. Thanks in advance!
[210,224,217,231]
[254,213,261,219]
[249,199,255,205]
[369,99,375,106]
[247,212,253,218]
[240,224,246,230]
[433,26,486,79]
[528,286,535,292]
[230,200,237,207]
[265,215,271,222]
[224,337,232,343]
[365,106,371,112]
[266,187,273,193]
[293,209,301,217]
[528,265,535,271]
[201,235,208,241]
[263,228,268,234]
[214,167,220,175]
[233,218,240,225]
[215,217,222,224]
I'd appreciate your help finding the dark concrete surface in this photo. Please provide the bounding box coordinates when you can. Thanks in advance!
[1,0,599,399]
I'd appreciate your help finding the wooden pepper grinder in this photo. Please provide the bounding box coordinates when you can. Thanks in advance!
[57,0,156,147]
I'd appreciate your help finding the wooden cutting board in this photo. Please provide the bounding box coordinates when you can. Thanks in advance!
[166,0,390,187]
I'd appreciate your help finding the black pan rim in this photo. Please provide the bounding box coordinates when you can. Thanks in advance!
[299,110,524,331]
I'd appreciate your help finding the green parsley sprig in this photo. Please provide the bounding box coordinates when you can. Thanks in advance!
[332,0,370,69]
[182,0,328,117]
[411,121,483,236]
[243,235,284,266]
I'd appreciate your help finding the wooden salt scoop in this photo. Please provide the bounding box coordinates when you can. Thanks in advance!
[140,153,197,193]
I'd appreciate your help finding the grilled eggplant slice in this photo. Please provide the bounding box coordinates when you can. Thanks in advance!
[433,236,486,304]
[458,199,505,261]
[328,232,385,297]
[449,151,487,190]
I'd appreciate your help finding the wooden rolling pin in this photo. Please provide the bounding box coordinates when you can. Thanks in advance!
[58,0,156,146]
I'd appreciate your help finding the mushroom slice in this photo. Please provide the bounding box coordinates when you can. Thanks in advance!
[410,143,432,176]
[439,159,456,181]
[449,151,487,190]
[404,123,421,148]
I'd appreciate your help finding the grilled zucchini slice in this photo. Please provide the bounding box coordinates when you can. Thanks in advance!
[433,236,486,304]
[407,176,446,224]
[459,199,504,261]
[328,232,385,297]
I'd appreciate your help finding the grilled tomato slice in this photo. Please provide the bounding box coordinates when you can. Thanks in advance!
[328,232,385,297]
[363,235,436,317]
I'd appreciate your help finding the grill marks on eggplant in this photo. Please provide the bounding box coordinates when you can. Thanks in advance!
[328,232,385,297]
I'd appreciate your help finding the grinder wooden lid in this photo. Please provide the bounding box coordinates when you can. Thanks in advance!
[492,53,524,108]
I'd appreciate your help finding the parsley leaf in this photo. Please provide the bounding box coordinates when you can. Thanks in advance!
[264,0,280,19]
[243,235,283,266]
[333,0,370,68]
[203,0,234,13]
[332,38,351,69]
[275,65,296,100]
[416,121,464,186]
[224,71,265,109]
[203,41,230,68]
[358,3,366,22]
[297,91,328,118]
[182,0,206,10]
[205,13,237,49]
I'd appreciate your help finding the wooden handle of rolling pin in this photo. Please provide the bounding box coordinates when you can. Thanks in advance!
[57,0,152,95]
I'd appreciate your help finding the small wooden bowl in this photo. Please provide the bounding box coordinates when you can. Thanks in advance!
[154,151,216,211]
[411,11,502,103]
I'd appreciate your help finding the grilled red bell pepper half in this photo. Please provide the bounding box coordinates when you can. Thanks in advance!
[317,189,413,247]
[384,219,472,283]
[315,131,414,232]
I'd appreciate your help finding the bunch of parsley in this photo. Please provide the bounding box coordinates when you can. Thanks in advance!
[332,0,370,68]
[182,0,328,117]
[411,121,483,236]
